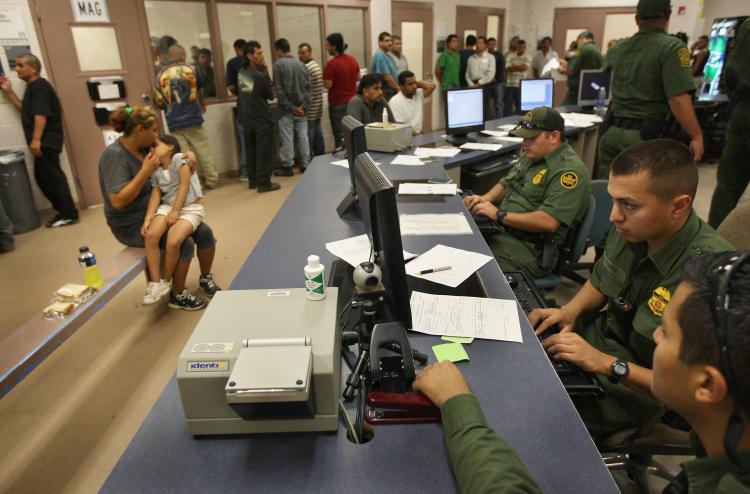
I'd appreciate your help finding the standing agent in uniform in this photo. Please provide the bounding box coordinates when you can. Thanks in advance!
[708,17,750,228]
[413,250,750,493]
[530,139,732,441]
[0,54,79,227]
[463,107,590,280]
[596,0,703,180]
[558,31,604,106]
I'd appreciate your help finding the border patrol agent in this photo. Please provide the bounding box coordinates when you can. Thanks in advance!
[708,17,750,228]
[463,107,590,279]
[413,250,750,493]
[529,140,733,441]
[560,31,604,106]
[596,0,704,179]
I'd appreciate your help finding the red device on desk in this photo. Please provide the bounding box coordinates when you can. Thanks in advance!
[366,391,442,425]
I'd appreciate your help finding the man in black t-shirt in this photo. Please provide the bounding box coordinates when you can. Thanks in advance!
[237,41,280,193]
[0,54,78,227]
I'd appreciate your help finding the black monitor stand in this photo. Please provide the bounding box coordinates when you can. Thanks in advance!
[337,189,361,221]
[445,133,478,147]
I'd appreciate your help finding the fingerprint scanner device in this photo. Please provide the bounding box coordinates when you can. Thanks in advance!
[177,288,340,436]
[365,122,414,152]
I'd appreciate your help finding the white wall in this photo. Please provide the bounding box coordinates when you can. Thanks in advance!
[701,0,750,30]
[0,0,79,210]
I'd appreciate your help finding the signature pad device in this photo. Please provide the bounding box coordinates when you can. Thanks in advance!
[177,288,340,436]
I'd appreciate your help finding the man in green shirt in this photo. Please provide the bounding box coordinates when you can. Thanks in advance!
[413,250,750,493]
[435,34,461,91]
[595,0,704,179]
[708,17,750,228]
[530,139,733,440]
[464,107,590,279]
[558,31,604,106]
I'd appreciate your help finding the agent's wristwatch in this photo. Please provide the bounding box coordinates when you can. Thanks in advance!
[496,209,507,225]
[609,359,630,384]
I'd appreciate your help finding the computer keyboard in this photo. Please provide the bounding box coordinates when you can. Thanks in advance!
[505,271,604,398]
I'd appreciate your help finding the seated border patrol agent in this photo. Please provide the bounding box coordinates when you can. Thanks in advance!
[413,251,750,493]
[529,139,733,441]
[463,107,590,279]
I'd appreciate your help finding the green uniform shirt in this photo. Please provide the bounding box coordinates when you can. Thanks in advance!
[437,50,461,91]
[726,18,750,95]
[681,451,750,493]
[567,42,604,93]
[605,27,695,118]
[590,211,733,366]
[442,394,541,493]
[499,141,591,246]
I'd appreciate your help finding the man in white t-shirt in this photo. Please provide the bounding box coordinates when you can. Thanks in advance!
[389,70,436,134]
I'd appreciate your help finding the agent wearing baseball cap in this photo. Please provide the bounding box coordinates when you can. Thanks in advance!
[464,106,591,279]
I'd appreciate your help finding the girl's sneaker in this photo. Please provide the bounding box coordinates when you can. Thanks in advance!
[157,279,172,299]
[143,282,163,305]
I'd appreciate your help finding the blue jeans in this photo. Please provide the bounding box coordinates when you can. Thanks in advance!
[491,82,505,119]
[0,199,14,249]
[279,113,310,169]
[308,118,325,157]
[504,86,520,115]
[236,117,247,178]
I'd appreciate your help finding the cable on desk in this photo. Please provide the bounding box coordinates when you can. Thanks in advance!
[339,399,359,444]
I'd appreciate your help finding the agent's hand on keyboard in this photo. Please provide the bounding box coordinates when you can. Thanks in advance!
[463,194,485,210]
[542,332,614,375]
[529,307,577,336]
[470,201,499,221]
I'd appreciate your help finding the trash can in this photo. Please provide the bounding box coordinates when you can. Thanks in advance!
[0,149,41,233]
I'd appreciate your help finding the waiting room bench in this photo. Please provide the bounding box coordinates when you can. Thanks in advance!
[0,247,146,398]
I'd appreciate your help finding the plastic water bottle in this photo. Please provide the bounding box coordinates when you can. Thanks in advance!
[304,255,326,300]
[78,246,102,289]
[595,87,607,117]
[382,108,388,124]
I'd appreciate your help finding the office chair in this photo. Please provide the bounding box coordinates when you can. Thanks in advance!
[599,412,695,494]
[533,194,596,289]
[717,199,750,250]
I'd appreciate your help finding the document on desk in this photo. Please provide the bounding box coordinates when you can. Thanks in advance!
[404,244,492,287]
[560,112,603,123]
[331,159,381,168]
[398,183,457,195]
[410,291,523,343]
[563,118,595,128]
[498,124,517,131]
[399,213,473,236]
[391,155,426,166]
[497,136,524,143]
[325,234,415,267]
[414,147,461,158]
[481,130,509,138]
[460,142,504,152]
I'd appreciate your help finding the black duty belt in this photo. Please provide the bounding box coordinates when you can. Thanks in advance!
[611,116,644,130]
[505,226,542,245]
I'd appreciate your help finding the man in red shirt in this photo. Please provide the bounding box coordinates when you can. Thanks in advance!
[323,33,360,150]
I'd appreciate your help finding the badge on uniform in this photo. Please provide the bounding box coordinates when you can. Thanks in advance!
[532,169,547,185]
[648,286,671,317]
[560,172,579,189]
[678,47,691,67]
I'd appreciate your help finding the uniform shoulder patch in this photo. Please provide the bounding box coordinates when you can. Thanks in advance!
[532,169,548,185]
[560,172,579,189]
[678,47,691,68]
[648,287,671,317]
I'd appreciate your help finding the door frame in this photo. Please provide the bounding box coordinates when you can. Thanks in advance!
[456,6,505,51]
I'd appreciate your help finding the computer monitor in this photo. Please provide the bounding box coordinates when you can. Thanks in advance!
[520,79,554,111]
[577,70,612,107]
[703,17,747,97]
[445,87,484,142]
[354,153,412,329]
[337,115,367,221]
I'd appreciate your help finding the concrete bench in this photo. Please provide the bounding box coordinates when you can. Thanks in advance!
[0,247,146,398]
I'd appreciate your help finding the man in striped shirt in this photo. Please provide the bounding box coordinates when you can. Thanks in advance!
[299,43,325,156]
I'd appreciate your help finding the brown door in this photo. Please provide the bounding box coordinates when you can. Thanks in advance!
[552,7,636,106]
[455,6,505,51]
[391,1,433,132]
[30,0,154,207]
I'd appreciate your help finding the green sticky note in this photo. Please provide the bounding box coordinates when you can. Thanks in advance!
[441,336,475,345]
[432,342,469,363]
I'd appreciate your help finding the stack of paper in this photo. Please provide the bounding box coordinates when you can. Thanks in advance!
[410,291,523,343]
[391,155,425,166]
[481,130,509,138]
[325,234,415,267]
[399,213,473,235]
[497,136,524,143]
[560,112,603,123]
[404,244,492,287]
[498,124,517,131]
[460,142,503,152]
[398,183,457,195]
[330,159,350,168]
[414,147,461,158]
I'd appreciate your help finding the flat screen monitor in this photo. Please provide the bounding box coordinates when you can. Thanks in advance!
[520,79,554,111]
[577,70,612,107]
[445,87,484,136]
[354,153,412,329]
[337,115,367,220]
[703,17,747,97]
